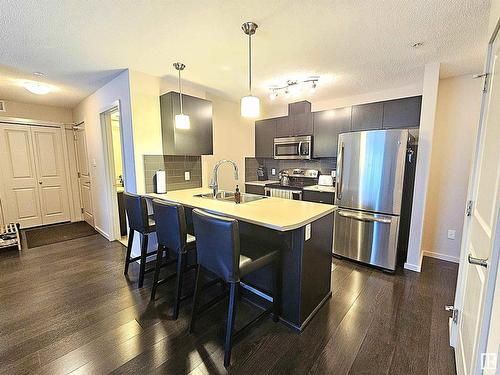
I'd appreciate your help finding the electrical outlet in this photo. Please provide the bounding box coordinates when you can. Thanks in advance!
[447,230,456,240]
[184,171,190,181]
[271,168,276,175]
[305,224,311,241]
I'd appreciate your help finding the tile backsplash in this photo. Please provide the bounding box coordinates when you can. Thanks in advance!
[245,157,336,181]
[144,155,202,193]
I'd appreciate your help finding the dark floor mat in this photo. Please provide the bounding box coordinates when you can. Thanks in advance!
[25,221,98,249]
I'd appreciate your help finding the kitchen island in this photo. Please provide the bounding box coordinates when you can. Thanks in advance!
[147,188,335,331]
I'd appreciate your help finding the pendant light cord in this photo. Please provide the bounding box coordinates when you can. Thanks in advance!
[248,32,252,94]
[178,69,183,115]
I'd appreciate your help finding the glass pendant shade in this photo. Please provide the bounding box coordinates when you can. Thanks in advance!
[241,95,260,118]
[175,114,190,129]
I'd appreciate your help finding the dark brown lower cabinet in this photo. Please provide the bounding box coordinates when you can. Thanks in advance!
[302,190,335,205]
[245,184,265,195]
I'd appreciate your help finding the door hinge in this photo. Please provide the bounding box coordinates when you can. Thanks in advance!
[466,200,473,216]
[445,305,459,324]
[473,73,490,93]
[77,172,81,178]
[81,207,84,214]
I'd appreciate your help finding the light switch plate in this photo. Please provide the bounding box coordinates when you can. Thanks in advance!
[271,168,276,175]
[447,229,456,240]
[184,171,190,181]
[305,224,311,241]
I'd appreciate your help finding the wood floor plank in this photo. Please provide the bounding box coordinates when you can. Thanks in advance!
[0,233,458,375]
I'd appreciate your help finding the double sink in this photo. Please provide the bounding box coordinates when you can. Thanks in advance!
[194,190,267,204]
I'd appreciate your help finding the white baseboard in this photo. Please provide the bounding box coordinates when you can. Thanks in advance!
[94,225,110,240]
[404,262,422,272]
[423,250,460,263]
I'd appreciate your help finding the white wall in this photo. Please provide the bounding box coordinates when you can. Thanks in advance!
[405,62,441,272]
[72,70,135,238]
[421,75,483,263]
[0,100,72,123]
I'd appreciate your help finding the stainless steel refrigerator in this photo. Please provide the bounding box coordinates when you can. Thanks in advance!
[333,129,414,271]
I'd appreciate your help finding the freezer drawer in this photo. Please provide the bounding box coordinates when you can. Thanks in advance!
[333,208,400,271]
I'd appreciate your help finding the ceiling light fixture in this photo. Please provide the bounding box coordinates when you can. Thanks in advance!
[240,21,260,118]
[268,76,320,100]
[174,62,190,129]
[24,72,51,95]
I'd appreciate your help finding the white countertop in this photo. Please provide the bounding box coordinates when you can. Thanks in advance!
[146,188,334,232]
[303,185,336,193]
[245,180,278,186]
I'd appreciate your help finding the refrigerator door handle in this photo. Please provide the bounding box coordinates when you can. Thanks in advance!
[336,142,344,200]
[337,210,392,224]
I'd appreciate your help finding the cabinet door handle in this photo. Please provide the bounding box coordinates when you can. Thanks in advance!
[38,181,43,185]
[468,254,488,268]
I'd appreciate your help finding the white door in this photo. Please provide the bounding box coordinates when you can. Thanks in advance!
[453,27,500,375]
[74,125,94,226]
[31,126,71,225]
[0,124,43,227]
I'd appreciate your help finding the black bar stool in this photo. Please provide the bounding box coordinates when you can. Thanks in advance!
[150,199,197,319]
[123,192,157,288]
[189,209,281,368]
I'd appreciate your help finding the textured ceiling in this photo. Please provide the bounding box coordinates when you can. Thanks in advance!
[0,0,491,108]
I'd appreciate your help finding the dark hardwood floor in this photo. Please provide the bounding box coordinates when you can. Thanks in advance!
[0,234,458,374]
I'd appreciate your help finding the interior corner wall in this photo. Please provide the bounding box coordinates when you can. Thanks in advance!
[405,62,441,272]
[421,75,483,263]
[128,71,163,194]
[0,100,73,123]
[71,70,135,239]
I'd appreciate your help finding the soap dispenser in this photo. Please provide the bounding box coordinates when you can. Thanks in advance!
[234,185,241,204]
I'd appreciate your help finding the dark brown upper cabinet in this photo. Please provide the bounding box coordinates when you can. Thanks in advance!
[382,96,422,129]
[275,101,313,137]
[160,91,213,156]
[313,107,352,158]
[255,118,276,158]
[351,102,384,131]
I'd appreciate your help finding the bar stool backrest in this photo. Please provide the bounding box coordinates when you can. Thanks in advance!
[123,192,149,233]
[152,199,187,255]
[192,209,241,283]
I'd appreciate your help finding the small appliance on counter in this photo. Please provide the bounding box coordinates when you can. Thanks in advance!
[318,175,334,187]
[257,165,268,181]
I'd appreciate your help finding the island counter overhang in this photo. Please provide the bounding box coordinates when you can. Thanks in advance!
[146,188,335,331]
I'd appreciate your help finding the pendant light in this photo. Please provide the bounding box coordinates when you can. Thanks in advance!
[174,62,190,129]
[240,21,260,118]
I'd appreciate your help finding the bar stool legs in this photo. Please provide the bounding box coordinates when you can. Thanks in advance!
[124,230,135,275]
[173,253,187,320]
[138,234,149,288]
[273,259,281,323]
[150,245,164,300]
[224,282,239,368]
[189,265,202,333]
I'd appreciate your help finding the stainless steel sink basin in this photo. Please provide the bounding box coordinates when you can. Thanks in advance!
[194,190,267,203]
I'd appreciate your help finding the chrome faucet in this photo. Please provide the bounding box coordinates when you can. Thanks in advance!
[209,159,239,197]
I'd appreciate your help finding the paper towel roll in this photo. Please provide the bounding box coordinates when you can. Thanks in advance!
[155,170,167,194]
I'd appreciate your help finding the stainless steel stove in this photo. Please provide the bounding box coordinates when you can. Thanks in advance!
[264,169,319,200]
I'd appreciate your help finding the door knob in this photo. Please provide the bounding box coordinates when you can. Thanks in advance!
[38,181,42,185]
[468,254,488,268]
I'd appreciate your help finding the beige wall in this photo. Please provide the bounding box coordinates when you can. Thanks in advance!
[422,75,483,262]
[0,99,72,123]
[127,70,254,194]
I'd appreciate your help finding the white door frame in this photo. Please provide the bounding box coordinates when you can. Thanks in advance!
[100,101,127,241]
[451,17,500,373]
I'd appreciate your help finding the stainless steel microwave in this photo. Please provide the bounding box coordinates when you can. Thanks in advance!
[273,136,312,160]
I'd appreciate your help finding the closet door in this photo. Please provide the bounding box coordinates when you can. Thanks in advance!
[0,124,43,227]
[31,126,70,225]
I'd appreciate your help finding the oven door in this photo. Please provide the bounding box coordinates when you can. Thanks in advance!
[274,136,312,160]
